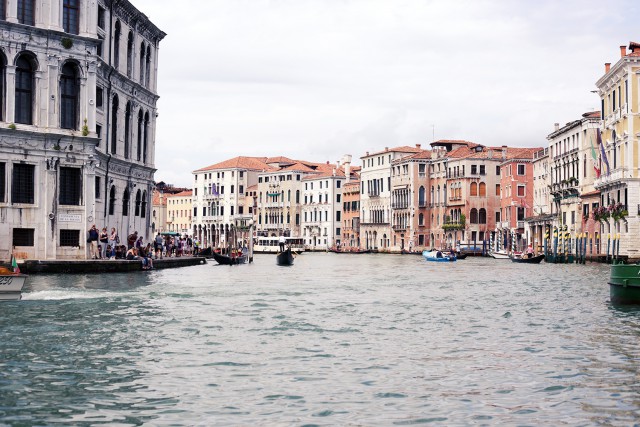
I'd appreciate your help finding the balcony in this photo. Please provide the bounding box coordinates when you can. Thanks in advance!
[594,168,628,189]
[392,224,407,231]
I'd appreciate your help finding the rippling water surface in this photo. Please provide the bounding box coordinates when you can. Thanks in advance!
[1,253,638,425]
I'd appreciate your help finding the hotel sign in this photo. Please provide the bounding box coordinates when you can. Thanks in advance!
[58,214,81,222]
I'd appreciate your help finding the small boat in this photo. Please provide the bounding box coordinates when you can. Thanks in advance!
[609,262,640,304]
[0,266,27,301]
[276,247,294,266]
[328,248,371,254]
[490,250,510,259]
[212,250,247,265]
[422,250,456,262]
[510,254,545,264]
[455,252,468,260]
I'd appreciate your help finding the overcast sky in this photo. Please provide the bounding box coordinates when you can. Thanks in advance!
[130,0,638,187]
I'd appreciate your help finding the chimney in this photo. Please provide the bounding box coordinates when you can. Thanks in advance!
[620,45,627,57]
[554,123,559,131]
[385,147,389,152]
[501,145,507,160]
[605,62,611,73]
[415,143,421,149]
[342,154,352,183]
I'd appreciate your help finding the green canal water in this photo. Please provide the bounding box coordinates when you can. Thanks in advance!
[1,254,637,425]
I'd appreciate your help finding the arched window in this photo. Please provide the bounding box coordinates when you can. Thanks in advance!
[122,188,130,216]
[0,53,6,121]
[60,62,79,129]
[139,42,146,84]
[109,186,116,215]
[296,190,300,203]
[111,95,118,154]
[15,54,35,124]
[479,182,486,197]
[470,182,478,196]
[134,189,141,216]
[145,45,151,87]
[287,189,291,201]
[126,31,133,78]
[114,21,121,69]
[418,186,425,206]
[63,0,79,34]
[479,208,487,224]
[17,0,34,25]
[143,111,149,163]
[470,208,478,224]
[137,109,143,160]
[124,101,131,159]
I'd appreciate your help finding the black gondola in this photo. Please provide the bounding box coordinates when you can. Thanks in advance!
[276,247,294,266]
[510,254,545,264]
[212,251,247,265]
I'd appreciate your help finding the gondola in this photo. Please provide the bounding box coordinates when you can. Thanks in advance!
[510,254,545,264]
[212,250,246,265]
[276,247,294,266]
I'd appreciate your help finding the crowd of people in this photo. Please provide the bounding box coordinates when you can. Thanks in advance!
[87,226,202,270]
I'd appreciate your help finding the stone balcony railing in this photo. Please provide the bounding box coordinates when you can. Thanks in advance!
[594,169,628,189]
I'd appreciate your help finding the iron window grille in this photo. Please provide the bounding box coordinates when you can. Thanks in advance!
[12,163,34,204]
[59,167,81,205]
[60,229,80,247]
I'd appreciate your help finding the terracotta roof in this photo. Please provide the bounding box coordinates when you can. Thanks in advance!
[361,145,423,158]
[167,190,193,198]
[194,156,274,172]
[265,156,296,166]
[277,162,317,173]
[302,165,349,180]
[152,189,167,206]
[582,111,600,119]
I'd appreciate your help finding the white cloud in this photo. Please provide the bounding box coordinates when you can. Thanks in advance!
[131,0,639,187]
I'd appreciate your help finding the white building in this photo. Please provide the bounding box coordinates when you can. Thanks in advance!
[359,145,422,251]
[192,156,270,248]
[0,0,164,260]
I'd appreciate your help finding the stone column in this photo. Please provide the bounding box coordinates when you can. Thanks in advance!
[5,65,15,123]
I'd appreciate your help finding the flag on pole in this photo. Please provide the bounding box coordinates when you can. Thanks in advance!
[590,133,600,178]
[11,255,20,274]
[597,128,610,176]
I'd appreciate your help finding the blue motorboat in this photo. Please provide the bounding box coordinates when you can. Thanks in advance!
[422,250,457,262]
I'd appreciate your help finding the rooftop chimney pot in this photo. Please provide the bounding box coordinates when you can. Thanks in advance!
[605,62,611,73]
[620,45,627,57]
[554,123,559,131]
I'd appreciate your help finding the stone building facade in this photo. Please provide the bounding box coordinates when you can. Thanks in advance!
[0,0,164,260]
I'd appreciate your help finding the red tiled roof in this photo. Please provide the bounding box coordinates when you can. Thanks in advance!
[194,156,274,172]
[152,190,167,206]
[167,190,193,197]
[361,145,423,158]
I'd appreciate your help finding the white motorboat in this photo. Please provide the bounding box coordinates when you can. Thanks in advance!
[0,273,28,301]
[490,250,510,259]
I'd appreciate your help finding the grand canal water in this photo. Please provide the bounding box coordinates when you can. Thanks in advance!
[1,253,638,425]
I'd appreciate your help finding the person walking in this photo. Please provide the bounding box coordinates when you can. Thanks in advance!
[87,225,100,259]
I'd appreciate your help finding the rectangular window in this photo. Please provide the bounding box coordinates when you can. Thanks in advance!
[231,185,234,194]
[194,207,197,217]
[479,165,485,175]
[0,1,5,19]
[336,211,341,221]
[517,164,525,175]
[96,86,103,108]
[495,211,500,222]
[97,6,105,29]
[60,229,80,247]
[13,228,34,246]
[471,165,477,174]
[12,163,35,204]
[495,184,500,196]
[231,206,234,216]
[336,194,341,203]
[238,206,244,214]
[239,185,244,194]
[496,166,500,175]
[517,207,525,221]
[0,162,5,202]
[59,167,81,205]
[95,176,101,199]
[571,211,575,225]
[517,185,525,197]
[17,0,35,25]
[63,0,79,34]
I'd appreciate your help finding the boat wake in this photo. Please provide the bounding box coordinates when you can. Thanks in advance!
[22,288,133,301]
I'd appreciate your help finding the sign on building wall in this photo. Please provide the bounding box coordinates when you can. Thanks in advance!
[58,214,82,223]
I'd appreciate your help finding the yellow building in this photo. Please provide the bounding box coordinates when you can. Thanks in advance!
[594,42,640,257]
[166,190,193,235]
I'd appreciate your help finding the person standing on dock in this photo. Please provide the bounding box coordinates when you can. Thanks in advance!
[99,227,109,259]
[87,225,100,259]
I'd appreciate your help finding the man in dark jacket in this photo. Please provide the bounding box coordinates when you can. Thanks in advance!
[88,225,100,259]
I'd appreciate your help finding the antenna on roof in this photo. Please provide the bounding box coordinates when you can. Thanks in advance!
[432,125,435,143]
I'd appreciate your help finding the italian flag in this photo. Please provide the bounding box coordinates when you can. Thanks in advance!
[11,255,20,274]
